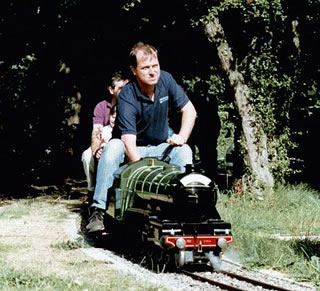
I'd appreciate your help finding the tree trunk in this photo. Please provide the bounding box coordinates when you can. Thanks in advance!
[204,16,274,195]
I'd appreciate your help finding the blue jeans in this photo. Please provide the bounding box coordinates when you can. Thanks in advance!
[91,138,193,210]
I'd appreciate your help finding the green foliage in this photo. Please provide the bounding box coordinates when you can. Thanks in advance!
[1,0,319,189]
[122,0,142,11]
[198,0,319,185]
[246,47,297,181]
[182,68,235,174]
[0,54,38,139]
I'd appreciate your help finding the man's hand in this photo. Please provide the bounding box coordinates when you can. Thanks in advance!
[167,101,196,146]
[167,134,185,146]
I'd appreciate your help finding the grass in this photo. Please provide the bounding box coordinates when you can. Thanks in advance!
[1,185,319,289]
[51,239,84,251]
[0,262,166,291]
[0,200,31,219]
[217,183,320,286]
[0,263,89,291]
[0,194,169,291]
[0,259,166,291]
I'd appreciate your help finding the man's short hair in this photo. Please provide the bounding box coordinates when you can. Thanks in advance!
[129,42,158,68]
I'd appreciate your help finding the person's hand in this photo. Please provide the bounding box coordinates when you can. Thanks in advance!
[94,143,106,159]
[167,134,185,146]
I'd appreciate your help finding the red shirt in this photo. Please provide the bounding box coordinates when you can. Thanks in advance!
[92,100,112,126]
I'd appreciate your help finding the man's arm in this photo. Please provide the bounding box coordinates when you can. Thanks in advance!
[167,101,197,146]
[121,134,141,162]
[91,124,103,158]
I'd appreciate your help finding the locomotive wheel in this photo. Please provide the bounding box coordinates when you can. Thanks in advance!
[154,246,169,273]
[139,254,154,270]
[138,243,155,271]
[147,245,155,271]
[138,243,170,273]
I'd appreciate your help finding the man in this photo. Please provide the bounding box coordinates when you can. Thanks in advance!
[86,42,197,233]
[81,72,128,192]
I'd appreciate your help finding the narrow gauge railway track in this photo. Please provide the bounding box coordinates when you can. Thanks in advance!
[181,269,294,291]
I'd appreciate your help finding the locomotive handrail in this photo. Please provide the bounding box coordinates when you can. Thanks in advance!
[140,166,163,192]
[155,170,181,194]
[126,165,147,191]
[148,166,180,194]
[124,165,148,210]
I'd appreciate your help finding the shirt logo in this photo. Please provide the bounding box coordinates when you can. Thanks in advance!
[159,96,169,103]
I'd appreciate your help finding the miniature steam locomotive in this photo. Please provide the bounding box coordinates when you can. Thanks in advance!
[105,156,233,272]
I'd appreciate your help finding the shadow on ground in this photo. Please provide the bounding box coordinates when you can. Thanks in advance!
[291,239,320,261]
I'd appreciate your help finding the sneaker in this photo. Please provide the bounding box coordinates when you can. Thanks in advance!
[86,208,105,233]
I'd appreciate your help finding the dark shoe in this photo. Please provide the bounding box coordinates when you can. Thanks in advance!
[87,190,94,205]
[86,208,105,233]
[83,190,94,205]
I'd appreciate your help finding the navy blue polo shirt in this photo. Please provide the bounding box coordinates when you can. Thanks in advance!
[114,70,189,146]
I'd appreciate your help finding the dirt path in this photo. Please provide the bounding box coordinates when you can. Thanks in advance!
[0,184,215,291]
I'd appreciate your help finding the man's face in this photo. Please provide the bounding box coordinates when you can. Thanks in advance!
[131,51,160,86]
[109,79,128,97]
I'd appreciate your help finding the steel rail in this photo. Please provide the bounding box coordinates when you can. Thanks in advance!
[181,269,293,291]
[221,270,293,291]
[181,269,247,291]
